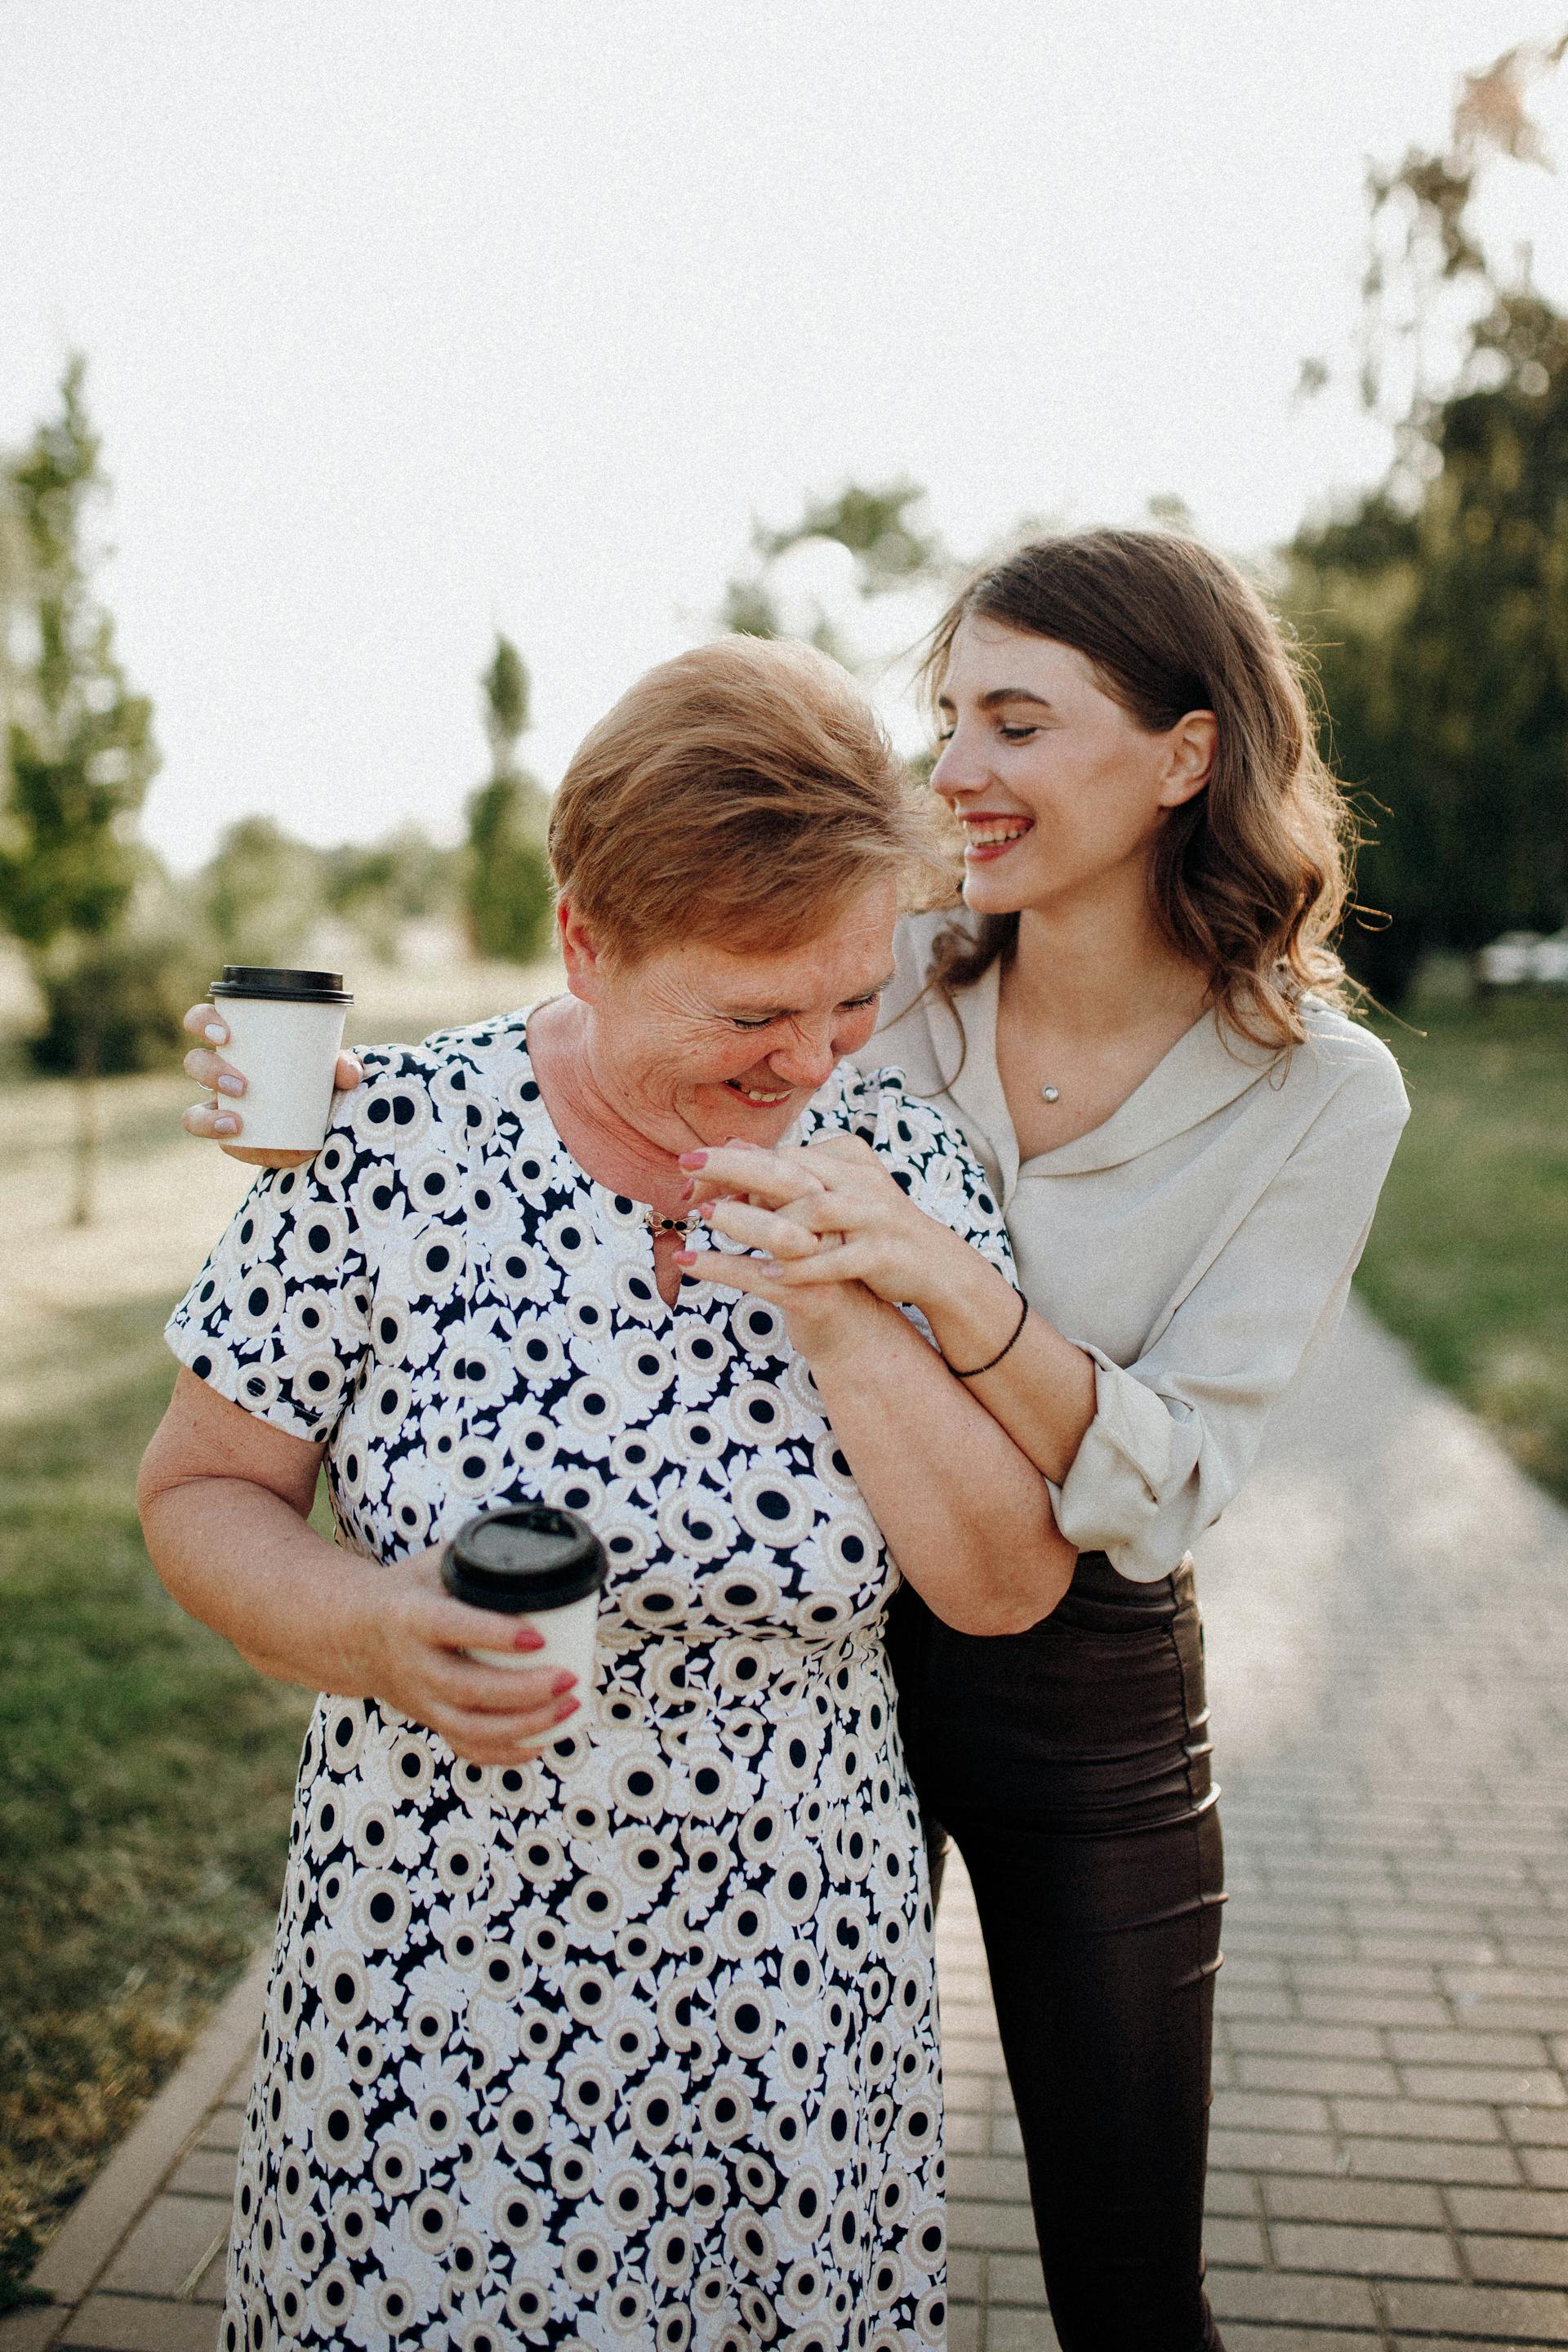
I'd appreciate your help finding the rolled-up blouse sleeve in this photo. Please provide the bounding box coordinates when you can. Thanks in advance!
[1047,1091,1408,1582]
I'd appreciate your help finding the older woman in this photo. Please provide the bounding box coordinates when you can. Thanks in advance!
[140,636,1069,2352]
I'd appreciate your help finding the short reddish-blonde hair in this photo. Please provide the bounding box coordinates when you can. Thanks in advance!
[547,635,930,960]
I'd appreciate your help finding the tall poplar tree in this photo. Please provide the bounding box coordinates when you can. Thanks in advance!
[0,361,159,1221]
[463,635,553,963]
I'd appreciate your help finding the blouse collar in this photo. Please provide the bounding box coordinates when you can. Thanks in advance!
[915,953,1283,1198]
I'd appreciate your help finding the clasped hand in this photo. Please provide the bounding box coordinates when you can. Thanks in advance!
[677,1135,948,1337]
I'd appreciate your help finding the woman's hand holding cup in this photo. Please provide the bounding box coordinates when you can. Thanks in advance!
[181,1000,364,1168]
[363,1546,581,1767]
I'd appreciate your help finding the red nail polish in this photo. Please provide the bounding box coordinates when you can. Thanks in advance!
[513,1625,544,1650]
[674,1250,696,1267]
[551,1670,578,1695]
[678,1151,708,1169]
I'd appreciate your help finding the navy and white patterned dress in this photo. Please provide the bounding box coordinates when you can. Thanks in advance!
[167,1009,1013,2352]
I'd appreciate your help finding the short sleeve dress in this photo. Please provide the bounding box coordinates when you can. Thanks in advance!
[167,1009,1013,2352]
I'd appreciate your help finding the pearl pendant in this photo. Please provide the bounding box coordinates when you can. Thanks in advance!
[1040,1084,1060,1104]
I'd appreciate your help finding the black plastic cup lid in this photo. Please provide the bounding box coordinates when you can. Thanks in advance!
[210,965,352,1004]
[443,1503,607,1612]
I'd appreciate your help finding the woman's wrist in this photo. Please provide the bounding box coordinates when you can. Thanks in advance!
[914,1238,1026,1365]
[785,1281,893,1373]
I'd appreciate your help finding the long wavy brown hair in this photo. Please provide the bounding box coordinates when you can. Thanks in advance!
[921,528,1358,1052]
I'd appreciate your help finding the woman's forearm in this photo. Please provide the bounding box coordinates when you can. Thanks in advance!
[139,1472,384,1693]
[909,1231,1098,1484]
[804,1293,1074,1635]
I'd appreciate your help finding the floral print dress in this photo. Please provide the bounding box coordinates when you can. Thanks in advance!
[167,1009,1013,2352]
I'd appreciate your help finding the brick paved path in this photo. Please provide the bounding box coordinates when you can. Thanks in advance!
[7,1300,1567,2350]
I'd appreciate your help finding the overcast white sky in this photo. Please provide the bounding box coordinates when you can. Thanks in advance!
[3,1,1565,869]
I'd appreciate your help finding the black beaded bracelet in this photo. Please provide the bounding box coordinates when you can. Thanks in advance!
[943,1286,1030,1379]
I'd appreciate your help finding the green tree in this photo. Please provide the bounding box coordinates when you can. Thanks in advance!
[463,635,553,963]
[197,814,325,967]
[321,823,464,960]
[1285,38,1568,1000]
[0,360,159,1220]
[717,479,950,662]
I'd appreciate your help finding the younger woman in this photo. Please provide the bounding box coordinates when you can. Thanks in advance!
[682,529,1410,2352]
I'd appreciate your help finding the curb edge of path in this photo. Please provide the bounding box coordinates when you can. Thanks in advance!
[1,1947,269,2348]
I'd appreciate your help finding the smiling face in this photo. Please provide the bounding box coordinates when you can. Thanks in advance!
[561,877,899,1156]
[930,617,1214,921]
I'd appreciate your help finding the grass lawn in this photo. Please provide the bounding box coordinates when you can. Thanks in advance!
[1360,987,1568,1506]
[0,1298,315,2310]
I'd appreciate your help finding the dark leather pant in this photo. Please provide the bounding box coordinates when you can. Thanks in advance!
[887,1551,1227,2352]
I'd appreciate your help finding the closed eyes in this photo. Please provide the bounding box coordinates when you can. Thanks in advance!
[729,991,881,1031]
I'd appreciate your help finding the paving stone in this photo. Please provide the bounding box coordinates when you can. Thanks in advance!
[167,2148,238,2199]
[1296,1991,1452,2029]
[1460,2232,1568,2288]
[1207,2129,1339,2175]
[1224,2020,1387,2060]
[1446,2184,1568,2234]
[1218,1955,1290,1986]
[1294,1962,1443,1996]
[1447,1998,1568,2035]
[1205,2265,1380,2328]
[59,2295,220,2350]
[1261,2175,1444,2228]
[1212,2090,1333,2135]
[1215,1984,1299,2021]
[1522,2147,1568,2188]
[1333,2097,1503,2142]
[947,2249,981,2303]
[1397,2063,1567,2105]
[946,2112,989,2156]
[943,2307,981,2352]
[948,2200,1038,2254]
[194,2107,243,2152]
[1340,2136,1523,2185]
[943,2032,1006,2071]
[1380,2278,1568,2340]
[1268,2218,1460,2279]
[1445,1968,1568,2002]
[947,2156,1030,2205]
[1507,2106,1568,2145]
[985,2253,1050,2308]
[1224,2333,1379,2351]
[1205,2172,1263,2216]
[1389,2341,1548,2352]
[1387,2025,1552,2066]
[98,2195,231,2299]
[981,2312,1063,2352]
[1236,2055,1401,2098]
[1202,2215,1267,2266]
[1355,1937,1499,1969]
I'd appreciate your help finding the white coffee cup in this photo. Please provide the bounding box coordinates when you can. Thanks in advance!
[209,966,353,1153]
[441,1503,608,1695]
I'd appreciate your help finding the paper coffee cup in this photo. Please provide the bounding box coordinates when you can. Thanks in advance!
[442,1503,607,1691]
[209,966,352,1152]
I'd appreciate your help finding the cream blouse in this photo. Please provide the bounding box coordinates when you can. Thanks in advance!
[852,911,1410,1583]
